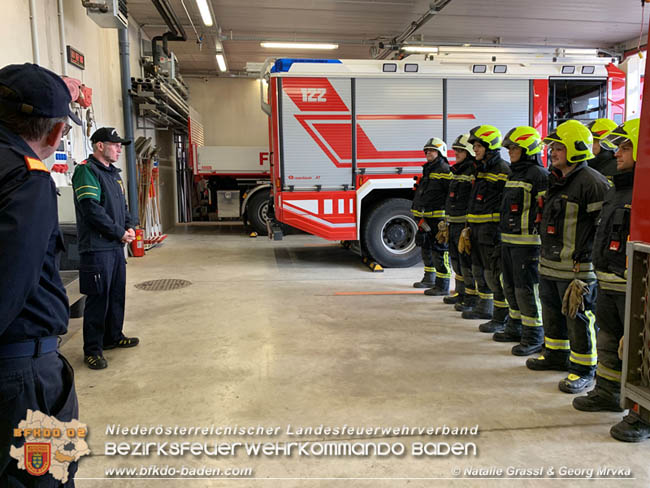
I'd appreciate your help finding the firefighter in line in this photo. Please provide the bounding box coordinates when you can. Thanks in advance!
[526,120,609,394]
[462,125,511,332]
[496,127,549,356]
[586,118,619,182]
[441,134,478,310]
[411,137,452,295]
[573,118,650,442]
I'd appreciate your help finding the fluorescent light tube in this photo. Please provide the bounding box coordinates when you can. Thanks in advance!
[195,0,213,27]
[260,42,339,50]
[402,46,439,53]
[216,53,227,72]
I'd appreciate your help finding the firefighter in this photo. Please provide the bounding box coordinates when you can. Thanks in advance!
[411,138,452,293]
[496,127,549,355]
[462,125,511,332]
[572,118,650,442]
[526,120,609,394]
[441,134,478,309]
[586,118,619,182]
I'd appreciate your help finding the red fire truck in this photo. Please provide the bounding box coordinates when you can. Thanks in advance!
[261,47,625,267]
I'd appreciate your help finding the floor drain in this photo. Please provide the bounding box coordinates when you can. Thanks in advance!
[134,279,192,291]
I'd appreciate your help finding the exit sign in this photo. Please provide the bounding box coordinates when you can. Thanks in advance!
[67,46,85,70]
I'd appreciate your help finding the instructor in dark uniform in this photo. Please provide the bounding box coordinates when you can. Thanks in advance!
[72,127,139,370]
[0,63,80,486]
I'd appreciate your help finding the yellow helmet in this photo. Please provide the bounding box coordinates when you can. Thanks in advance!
[502,126,542,156]
[543,120,593,164]
[468,125,502,150]
[586,118,618,150]
[603,118,640,161]
[451,133,475,157]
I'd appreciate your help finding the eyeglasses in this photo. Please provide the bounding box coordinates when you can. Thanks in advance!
[62,123,72,136]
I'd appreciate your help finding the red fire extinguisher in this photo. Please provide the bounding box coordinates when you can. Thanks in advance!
[131,228,145,257]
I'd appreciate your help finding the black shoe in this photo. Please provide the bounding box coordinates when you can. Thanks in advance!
[573,389,624,412]
[511,342,543,356]
[493,330,521,342]
[479,320,505,333]
[413,272,436,288]
[558,374,595,394]
[443,293,461,304]
[526,354,569,372]
[85,355,108,370]
[455,301,471,312]
[424,286,449,296]
[104,337,140,350]
[462,310,492,320]
[610,414,650,443]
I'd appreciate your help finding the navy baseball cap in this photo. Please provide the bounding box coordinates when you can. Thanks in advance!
[91,127,132,145]
[0,63,81,125]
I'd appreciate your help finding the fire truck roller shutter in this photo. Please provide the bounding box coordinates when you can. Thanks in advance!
[362,198,421,268]
[447,79,529,162]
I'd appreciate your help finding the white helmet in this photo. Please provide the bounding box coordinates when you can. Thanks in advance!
[423,137,447,158]
[451,133,475,157]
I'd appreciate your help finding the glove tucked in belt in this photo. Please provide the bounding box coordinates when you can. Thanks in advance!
[561,279,589,319]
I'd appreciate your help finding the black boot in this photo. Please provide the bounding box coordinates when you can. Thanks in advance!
[424,277,450,296]
[512,326,544,356]
[455,293,477,312]
[462,298,493,320]
[443,292,462,304]
[526,350,569,371]
[573,388,624,412]
[610,413,650,442]
[479,319,505,333]
[493,317,521,341]
[413,271,435,288]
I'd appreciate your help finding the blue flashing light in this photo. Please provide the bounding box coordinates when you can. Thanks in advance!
[271,58,342,73]
[55,153,67,161]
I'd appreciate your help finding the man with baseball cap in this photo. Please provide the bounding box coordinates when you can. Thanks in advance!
[72,127,139,370]
[0,63,80,485]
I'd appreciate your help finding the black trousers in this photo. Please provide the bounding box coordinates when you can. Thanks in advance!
[539,276,598,377]
[501,245,542,328]
[0,352,78,486]
[419,218,450,281]
[470,223,507,321]
[594,289,626,401]
[80,248,127,356]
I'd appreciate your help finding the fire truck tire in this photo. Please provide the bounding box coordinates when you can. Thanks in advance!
[247,190,271,235]
[362,198,420,268]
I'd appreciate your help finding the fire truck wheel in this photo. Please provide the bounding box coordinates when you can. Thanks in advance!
[363,198,420,268]
[247,190,271,235]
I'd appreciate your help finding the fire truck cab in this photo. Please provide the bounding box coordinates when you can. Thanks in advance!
[262,47,625,267]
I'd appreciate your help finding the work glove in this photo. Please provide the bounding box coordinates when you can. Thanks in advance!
[458,226,471,255]
[561,279,589,319]
[618,336,625,360]
[436,220,449,245]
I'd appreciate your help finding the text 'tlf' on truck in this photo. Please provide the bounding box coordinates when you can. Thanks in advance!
[261,46,625,268]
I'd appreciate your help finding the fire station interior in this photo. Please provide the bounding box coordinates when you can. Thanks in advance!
[5,0,650,484]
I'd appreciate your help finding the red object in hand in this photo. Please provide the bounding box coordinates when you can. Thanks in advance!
[131,228,145,257]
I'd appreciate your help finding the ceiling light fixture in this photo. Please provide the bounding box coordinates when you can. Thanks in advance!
[195,0,213,27]
[260,42,339,50]
[402,46,439,53]
[216,53,227,72]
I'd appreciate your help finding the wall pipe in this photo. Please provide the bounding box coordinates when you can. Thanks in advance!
[29,0,39,64]
[118,27,139,221]
[57,0,68,75]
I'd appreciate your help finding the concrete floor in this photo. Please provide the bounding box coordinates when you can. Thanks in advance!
[61,224,650,487]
